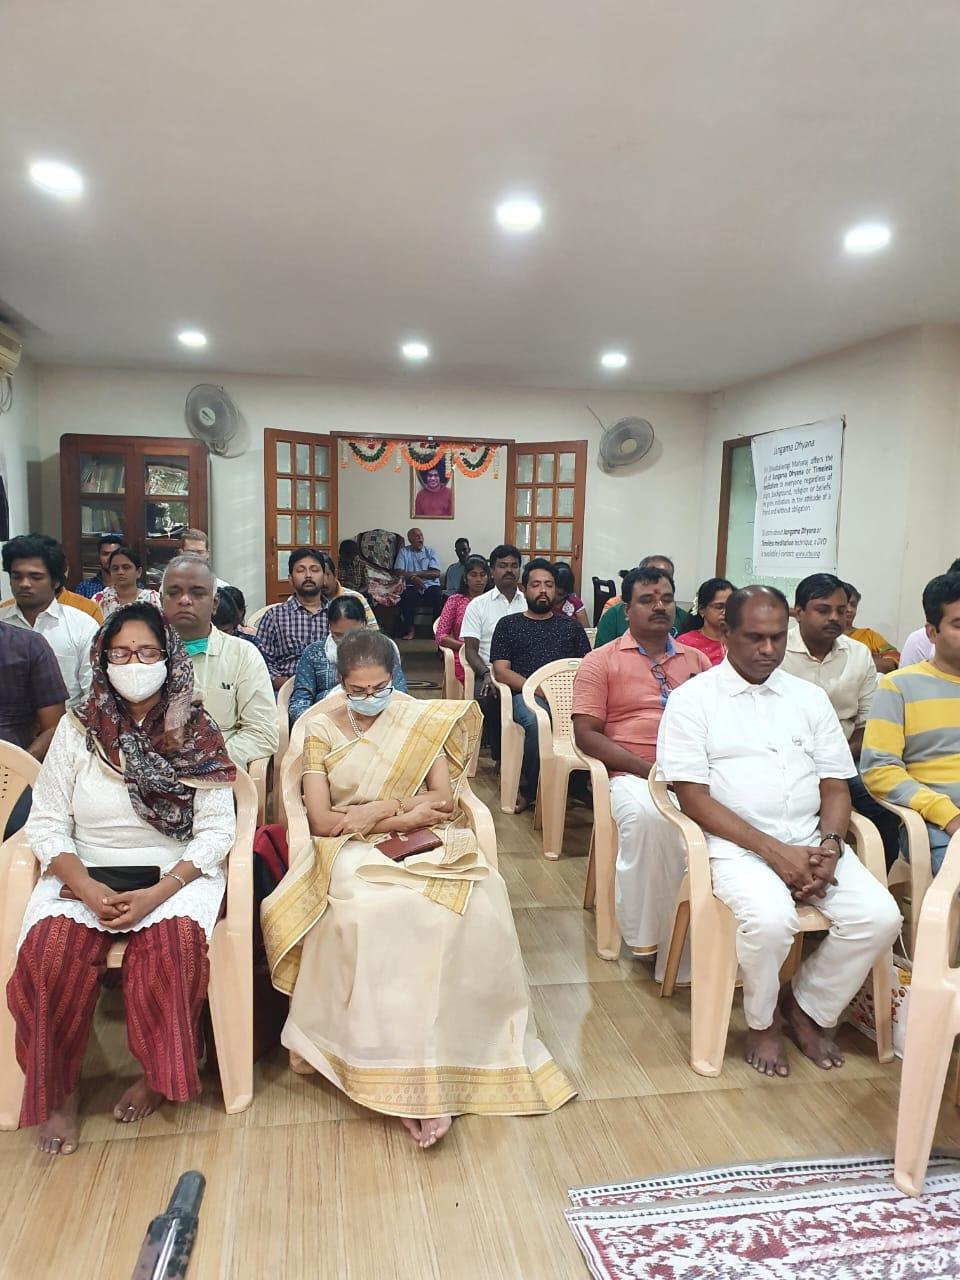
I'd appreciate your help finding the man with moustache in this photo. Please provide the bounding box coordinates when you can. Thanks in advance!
[658,586,900,1078]
[162,556,277,770]
[256,547,335,690]
[572,564,710,979]
[489,559,591,812]
[780,573,898,867]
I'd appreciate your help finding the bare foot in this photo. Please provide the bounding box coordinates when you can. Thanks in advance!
[418,1115,452,1149]
[37,1091,79,1156]
[113,1077,163,1123]
[780,986,845,1070]
[400,1116,424,1144]
[744,1019,789,1078]
[514,796,531,814]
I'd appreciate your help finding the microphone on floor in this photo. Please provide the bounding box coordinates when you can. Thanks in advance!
[130,1170,206,1280]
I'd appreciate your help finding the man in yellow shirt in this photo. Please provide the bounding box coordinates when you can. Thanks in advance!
[843,583,898,673]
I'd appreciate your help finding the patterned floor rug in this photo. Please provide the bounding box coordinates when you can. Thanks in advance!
[566,1156,960,1279]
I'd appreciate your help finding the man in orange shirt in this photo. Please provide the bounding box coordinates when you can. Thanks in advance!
[572,565,710,977]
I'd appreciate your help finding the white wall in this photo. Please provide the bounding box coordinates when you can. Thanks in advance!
[697,324,960,644]
[0,357,40,594]
[34,365,709,609]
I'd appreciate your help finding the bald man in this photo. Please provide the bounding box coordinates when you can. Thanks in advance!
[394,527,443,640]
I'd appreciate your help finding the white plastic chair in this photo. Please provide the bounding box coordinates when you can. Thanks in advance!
[271,677,296,825]
[0,769,258,1126]
[0,741,39,837]
[894,830,960,1196]
[584,627,597,649]
[433,618,462,701]
[648,767,894,1077]
[520,658,585,860]
[461,664,481,778]
[493,677,526,814]
[875,796,933,958]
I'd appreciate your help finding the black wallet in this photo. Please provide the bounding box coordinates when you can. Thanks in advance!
[86,865,161,892]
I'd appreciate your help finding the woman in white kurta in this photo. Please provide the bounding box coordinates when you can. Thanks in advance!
[262,629,575,1150]
[6,603,236,1156]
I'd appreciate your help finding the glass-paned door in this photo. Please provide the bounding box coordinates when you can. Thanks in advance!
[264,428,337,603]
[505,441,587,587]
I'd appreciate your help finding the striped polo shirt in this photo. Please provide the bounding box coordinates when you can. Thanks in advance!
[861,661,960,829]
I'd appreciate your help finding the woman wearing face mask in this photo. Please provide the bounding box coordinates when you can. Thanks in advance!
[288,595,407,725]
[262,629,575,1150]
[92,545,162,620]
[7,603,236,1157]
[434,554,491,684]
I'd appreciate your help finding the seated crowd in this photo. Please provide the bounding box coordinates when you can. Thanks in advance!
[0,520,952,1158]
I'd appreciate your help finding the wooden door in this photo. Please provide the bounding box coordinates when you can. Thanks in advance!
[264,428,338,604]
[504,441,587,586]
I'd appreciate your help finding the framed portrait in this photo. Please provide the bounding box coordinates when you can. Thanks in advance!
[410,456,455,519]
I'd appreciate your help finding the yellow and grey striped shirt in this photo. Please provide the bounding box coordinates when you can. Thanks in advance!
[861,660,960,829]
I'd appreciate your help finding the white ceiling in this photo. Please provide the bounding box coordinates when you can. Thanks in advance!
[2,0,959,391]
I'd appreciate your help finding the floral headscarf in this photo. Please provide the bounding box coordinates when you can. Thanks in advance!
[76,605,236,842]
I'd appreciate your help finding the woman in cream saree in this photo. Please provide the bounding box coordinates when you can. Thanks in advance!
[262,630,575,1147]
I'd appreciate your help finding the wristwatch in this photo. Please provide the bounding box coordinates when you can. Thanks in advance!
[819,831,844,854]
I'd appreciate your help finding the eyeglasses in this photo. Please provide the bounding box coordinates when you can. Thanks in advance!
[106,646,166,664]
[344,679,392,697]
[650,662,672,708]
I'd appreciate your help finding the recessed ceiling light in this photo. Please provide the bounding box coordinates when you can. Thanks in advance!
[495,197,543,233]
[600,351,628,370]
[29,159,84,199]
[843,223,892,254]
[178,329,208,349]
[401,340,430,361]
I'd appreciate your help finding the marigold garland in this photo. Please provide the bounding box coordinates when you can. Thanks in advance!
[347,439,396,471]
[343,437,500,478]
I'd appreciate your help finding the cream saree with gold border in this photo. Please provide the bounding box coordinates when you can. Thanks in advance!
[262,695,575,1118]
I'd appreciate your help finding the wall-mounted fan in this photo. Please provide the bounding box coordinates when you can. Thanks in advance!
[184,384,250,458]
[588,408,656,473]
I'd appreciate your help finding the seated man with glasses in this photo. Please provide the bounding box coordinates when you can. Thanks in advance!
[572,565,710,979]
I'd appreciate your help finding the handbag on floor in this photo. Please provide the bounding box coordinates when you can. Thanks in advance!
[846,942,911,1058]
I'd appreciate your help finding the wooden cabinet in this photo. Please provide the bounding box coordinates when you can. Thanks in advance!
[60,434,209,589]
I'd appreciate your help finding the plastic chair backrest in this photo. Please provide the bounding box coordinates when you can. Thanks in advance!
[0,742,40,836]
[529,658,582,743]
[248,602,281,629]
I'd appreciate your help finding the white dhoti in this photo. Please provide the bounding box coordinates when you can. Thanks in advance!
[709,847,902,1030]
[610,774,689,982]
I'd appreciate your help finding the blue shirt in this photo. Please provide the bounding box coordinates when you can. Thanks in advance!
[289,638,408,723]
[394,545,441,590]
[74,575,104,599]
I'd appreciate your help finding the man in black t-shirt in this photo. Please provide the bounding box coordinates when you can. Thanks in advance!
[490,559,591,812]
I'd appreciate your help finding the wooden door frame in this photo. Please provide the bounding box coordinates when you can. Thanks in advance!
[503,440,588,586]
[263,428,339,604]
[715,436,753,576]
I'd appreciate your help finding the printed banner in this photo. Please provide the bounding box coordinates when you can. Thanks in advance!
[751,418,844,577]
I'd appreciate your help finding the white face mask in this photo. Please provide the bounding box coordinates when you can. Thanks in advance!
[107,660,168,702]
[324,634,339,664]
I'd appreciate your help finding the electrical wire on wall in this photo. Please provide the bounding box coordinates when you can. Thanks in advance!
[0,373,13,414]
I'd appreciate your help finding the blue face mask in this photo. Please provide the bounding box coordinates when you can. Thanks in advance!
[346,685,393,717]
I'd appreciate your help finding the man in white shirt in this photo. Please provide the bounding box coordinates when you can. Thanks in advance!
[394,528,443,639]
[780,572,899,867]
[460,544,526,759]
[657,585,900,1079]
[900,556,960,667]
[162,556,278,770]
[178,528,231,592]
[0,535,98,709]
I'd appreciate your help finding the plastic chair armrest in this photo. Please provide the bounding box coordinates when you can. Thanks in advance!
[846,812,887,883]
[460,784,499,869]
[520,674,555,764]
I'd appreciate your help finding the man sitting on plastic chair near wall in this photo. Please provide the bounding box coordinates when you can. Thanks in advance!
[572,565,710,980]
[656,585,901,1079]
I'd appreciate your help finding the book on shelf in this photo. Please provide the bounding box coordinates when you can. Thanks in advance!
[80,459,126,494]
[81,505,124,535]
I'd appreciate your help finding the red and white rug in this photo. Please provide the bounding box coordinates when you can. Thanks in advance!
[566,1156,960,1279]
